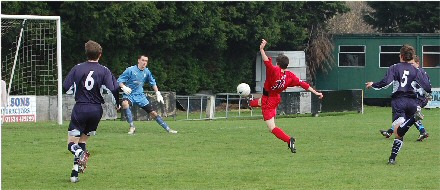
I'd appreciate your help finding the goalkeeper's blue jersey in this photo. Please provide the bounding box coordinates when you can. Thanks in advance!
[117,65,157,95]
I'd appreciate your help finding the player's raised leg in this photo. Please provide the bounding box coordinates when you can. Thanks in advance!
[249,98,261,108]
[379,126,393,138]
[265,117,296,153]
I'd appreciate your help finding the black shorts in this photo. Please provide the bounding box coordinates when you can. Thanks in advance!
[391,97,418,137]
[68,103,103,136]
[391,97,418,122]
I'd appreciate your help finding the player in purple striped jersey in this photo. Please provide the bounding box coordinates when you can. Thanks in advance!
[63,40,120,183]
[366,45,431,165]
[379,55,431,141]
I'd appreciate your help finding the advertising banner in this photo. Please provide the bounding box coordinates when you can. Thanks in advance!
[1,95,37,123]
[426,88,440,109]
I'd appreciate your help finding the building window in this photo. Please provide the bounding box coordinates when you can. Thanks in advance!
[380,45,401,68]
[422,46,440,68]
[338,45,365,67]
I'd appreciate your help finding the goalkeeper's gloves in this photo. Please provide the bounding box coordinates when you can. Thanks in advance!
[121,86,132,95]
[156,91,164,104]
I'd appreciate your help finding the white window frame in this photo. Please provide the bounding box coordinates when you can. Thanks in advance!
[379,45,401,68]
[338,45,366,67]
[422,45,440,68]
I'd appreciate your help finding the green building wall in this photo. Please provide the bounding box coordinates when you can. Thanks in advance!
[315,34,440,100]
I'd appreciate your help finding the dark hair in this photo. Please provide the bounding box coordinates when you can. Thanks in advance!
[276,54,289,69]
[138,54,148,59]
[413,55,420,63]
[400,44,415,62]
[85,40,102,60]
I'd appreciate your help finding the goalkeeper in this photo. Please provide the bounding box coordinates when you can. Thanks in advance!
[117,54,177,134]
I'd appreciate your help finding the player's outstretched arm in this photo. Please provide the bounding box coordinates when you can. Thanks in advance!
[365,82,374,89]
[366,66,394,90]
[308,87,324,99]
[260,39,269,62]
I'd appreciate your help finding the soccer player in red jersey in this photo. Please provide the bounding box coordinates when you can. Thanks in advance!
[249,39,324,153]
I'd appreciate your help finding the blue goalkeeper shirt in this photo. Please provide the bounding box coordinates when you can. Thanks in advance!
[117,65,157,95]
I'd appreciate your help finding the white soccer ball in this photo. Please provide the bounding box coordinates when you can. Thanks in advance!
[236,83,251,97]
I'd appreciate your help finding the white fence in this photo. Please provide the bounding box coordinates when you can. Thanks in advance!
[176,93,260,120]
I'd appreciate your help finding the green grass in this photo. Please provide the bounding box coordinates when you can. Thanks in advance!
[2,106,440,190]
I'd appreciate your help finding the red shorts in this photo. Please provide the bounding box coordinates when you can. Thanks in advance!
[261,95,281,120]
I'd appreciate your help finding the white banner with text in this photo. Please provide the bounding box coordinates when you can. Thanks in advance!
[426,88,440,109]
[1,95,37,123]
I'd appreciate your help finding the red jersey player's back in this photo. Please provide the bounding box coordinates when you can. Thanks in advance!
[263,57,310,96]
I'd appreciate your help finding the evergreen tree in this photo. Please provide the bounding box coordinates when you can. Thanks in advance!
[364,1,440,33]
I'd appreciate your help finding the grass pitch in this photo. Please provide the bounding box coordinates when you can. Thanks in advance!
[2,106,439,189]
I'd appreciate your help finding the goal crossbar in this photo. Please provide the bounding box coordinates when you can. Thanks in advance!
[1,14,61,20]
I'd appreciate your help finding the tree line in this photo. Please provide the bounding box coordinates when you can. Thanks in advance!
[2,1,439,95]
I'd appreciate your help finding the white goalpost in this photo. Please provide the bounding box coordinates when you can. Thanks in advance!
[1,14,63,125]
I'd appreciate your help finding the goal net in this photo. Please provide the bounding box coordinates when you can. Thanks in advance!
[1,15,62,124]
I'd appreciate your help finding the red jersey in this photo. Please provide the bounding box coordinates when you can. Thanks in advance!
[263,57,310,96]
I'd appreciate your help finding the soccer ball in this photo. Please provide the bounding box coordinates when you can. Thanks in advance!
[236,83,251,97]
